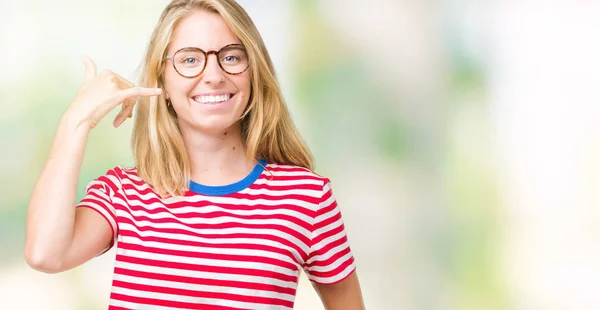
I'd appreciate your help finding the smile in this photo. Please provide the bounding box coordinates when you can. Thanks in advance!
[192,94,234,104]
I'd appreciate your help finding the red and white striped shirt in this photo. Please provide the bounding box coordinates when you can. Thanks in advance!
[77,160,356,309]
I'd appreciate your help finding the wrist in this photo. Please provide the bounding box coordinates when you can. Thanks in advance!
[59,111,91,137]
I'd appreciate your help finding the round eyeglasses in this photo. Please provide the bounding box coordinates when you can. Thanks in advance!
[165,44,250,78]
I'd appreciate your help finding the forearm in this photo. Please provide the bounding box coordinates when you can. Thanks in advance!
[25,115,90,270]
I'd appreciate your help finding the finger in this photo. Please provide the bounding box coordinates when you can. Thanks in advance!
[118,92,139,118]
[121,99,136,119]
[113,110,129,128]
[116,87,162,103]
[113,100,134,127]
[123,94,137,110]
[81,56,97,82]
[111,88,149,126]
[117,93,135,114]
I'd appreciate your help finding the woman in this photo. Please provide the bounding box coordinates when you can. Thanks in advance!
[25,0,364,309]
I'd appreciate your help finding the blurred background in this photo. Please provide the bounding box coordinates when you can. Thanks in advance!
[1,0,600,309]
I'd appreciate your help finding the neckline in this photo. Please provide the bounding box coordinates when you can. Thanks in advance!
[188,159,267,196]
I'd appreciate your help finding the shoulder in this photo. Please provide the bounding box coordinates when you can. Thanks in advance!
[95,165,138,181]
[262,162,336,205]
[88,165,143,193]
[264,161,331,187]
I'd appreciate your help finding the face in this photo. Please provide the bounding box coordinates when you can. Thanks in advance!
[163,10,251,134]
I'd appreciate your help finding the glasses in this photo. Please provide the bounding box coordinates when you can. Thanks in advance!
[165,44,250,78]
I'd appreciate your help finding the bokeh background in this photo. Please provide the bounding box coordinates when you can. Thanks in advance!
[1,0,600,309]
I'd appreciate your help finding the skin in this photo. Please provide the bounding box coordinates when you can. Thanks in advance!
[24,59,162,273]
[165,11,366,307]
[313,272,365,310]
[25,8,365,310]
[163,10,255,186]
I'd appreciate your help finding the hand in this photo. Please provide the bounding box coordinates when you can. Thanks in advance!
[65,56,162,130]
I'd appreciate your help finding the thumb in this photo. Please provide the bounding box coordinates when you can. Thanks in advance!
[81,55,97,82]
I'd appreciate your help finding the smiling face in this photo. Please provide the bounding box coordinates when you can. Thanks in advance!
[163,9,251,134]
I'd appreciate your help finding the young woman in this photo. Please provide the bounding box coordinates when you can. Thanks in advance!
[25,0,364,309]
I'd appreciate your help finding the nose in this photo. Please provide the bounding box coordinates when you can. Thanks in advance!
[201,53,225,85]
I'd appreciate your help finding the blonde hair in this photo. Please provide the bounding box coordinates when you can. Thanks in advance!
[132,0,313,197]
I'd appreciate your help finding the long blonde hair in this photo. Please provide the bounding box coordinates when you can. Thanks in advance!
[132,0,312,197]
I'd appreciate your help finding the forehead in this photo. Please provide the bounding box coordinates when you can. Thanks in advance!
[169,9,241,52]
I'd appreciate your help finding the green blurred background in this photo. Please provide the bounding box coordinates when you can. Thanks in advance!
[2,1,600,309]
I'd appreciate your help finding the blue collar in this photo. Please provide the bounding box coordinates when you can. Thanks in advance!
[189,159,267,196]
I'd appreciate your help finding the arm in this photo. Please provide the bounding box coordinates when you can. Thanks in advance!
[306,179,365,309]
[24,56,162,273]
[313,270,365,310]
[24,115,112,273]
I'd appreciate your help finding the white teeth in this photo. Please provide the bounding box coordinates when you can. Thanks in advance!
[194,95,230,104]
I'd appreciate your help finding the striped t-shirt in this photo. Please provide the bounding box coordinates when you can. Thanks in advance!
[77,160,356,309]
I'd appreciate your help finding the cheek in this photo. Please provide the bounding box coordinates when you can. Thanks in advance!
[164,70,192,98]
[236,76,252,104]
[163,70,177,98]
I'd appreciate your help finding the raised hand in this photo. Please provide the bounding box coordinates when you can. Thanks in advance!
[65,56,162,130]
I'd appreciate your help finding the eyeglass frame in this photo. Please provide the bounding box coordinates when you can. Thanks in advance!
[165,43,251,78]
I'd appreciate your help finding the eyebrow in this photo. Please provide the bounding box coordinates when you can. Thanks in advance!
[170,43,244,52]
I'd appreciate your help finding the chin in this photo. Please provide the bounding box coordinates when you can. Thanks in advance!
[189,115,243,133]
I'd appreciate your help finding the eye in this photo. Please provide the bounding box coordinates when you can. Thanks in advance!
[222,55,239,63]
[183,57,198,64]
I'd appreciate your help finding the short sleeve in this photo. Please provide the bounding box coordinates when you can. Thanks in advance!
[75,169,120,255]
[303,179,356,284]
